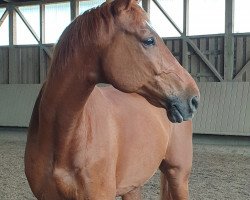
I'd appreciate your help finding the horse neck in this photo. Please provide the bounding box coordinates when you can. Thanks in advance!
[41,55,98,130]
[35,55,100,167]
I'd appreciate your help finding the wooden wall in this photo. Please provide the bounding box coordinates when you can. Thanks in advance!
[234,35,250,81]
[164,34,250,82]
[0,46,8,83]
[0,45,53,84]
[164,35,224,82]
[0,34,250,83]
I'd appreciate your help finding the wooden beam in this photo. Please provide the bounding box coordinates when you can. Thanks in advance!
[1,0,69,7]
[42,46,52,58]
[8,5,16,45]
[0,8,8,27]
[182,0,189,69]
[142,0,150,16]
[4,0,29,2]
[183,0,189,37]
[70,0,79,21]
[233,59,250,81]
[8,5,17,83]
[1,0,38,4]
[40,4,45,43]
[45,0,70,3]
[224,0,234,81]
[0,1,39,6]
[39,3,46,83]
[186,38,224,82]
[15,7,39,41]
[15,7,52,58]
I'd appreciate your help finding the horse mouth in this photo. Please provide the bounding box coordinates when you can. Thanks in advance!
[167,105,185,123]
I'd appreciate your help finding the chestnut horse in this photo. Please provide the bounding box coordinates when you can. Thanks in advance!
[25,0,200,199]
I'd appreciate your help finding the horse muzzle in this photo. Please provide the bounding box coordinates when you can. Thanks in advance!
[166,95,199,123]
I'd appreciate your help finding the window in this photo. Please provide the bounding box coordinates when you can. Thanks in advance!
[150,0,182,37]
[16,5,39,45]
[189,0,225,35]
[234,0,250,33]
[0,8,9,46]
[45,2,71,43]
[79,0,105,14]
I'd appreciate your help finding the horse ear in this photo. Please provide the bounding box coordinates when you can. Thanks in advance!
[111,0,140,14]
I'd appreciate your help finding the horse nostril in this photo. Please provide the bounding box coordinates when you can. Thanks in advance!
[190,96,199,111]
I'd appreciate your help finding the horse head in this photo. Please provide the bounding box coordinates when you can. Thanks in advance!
[101,0,200,123]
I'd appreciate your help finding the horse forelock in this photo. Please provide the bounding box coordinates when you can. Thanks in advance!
[49,2,146,75]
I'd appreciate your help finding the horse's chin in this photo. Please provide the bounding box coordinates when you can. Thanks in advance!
[167,107,183,123]
[167,106,192,123]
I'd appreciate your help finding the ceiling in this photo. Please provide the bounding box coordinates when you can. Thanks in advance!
[0,0,38,4]
[0,0,71,5]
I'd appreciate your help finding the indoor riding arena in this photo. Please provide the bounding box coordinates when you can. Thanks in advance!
[0,0,250,200]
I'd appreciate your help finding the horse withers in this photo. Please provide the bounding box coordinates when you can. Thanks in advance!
[25,0,200,199]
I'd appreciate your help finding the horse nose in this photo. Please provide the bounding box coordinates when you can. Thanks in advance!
[189,96,199,113]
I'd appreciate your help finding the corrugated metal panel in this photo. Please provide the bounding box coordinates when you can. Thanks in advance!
[193,82,250,136]
[0,84,41,127]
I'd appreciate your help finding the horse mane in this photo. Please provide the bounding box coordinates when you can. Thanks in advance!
[49,2,147,75]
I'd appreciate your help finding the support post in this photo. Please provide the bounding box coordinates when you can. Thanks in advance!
[39,3,46,83]
[182,0,189,69]
[142,0,150,16]
[224,0,234,81]
[0,9,8,28]
[8,4,17,83]
[70,0,79,21]
[8,5,16,46]
[40,4,45,44]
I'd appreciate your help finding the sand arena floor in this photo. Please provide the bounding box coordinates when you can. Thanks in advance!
[0,129,249,200]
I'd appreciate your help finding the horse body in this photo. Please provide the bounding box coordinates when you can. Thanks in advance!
[26,85,192,199]
[86,86,169,195]
[25,0,199,199]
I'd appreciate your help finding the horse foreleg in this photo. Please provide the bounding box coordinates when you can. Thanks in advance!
[122,187,142,200]
[160,166,190,200]
[159,122,193,200]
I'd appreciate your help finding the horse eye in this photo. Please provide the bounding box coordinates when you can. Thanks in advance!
[142,37,156,47]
